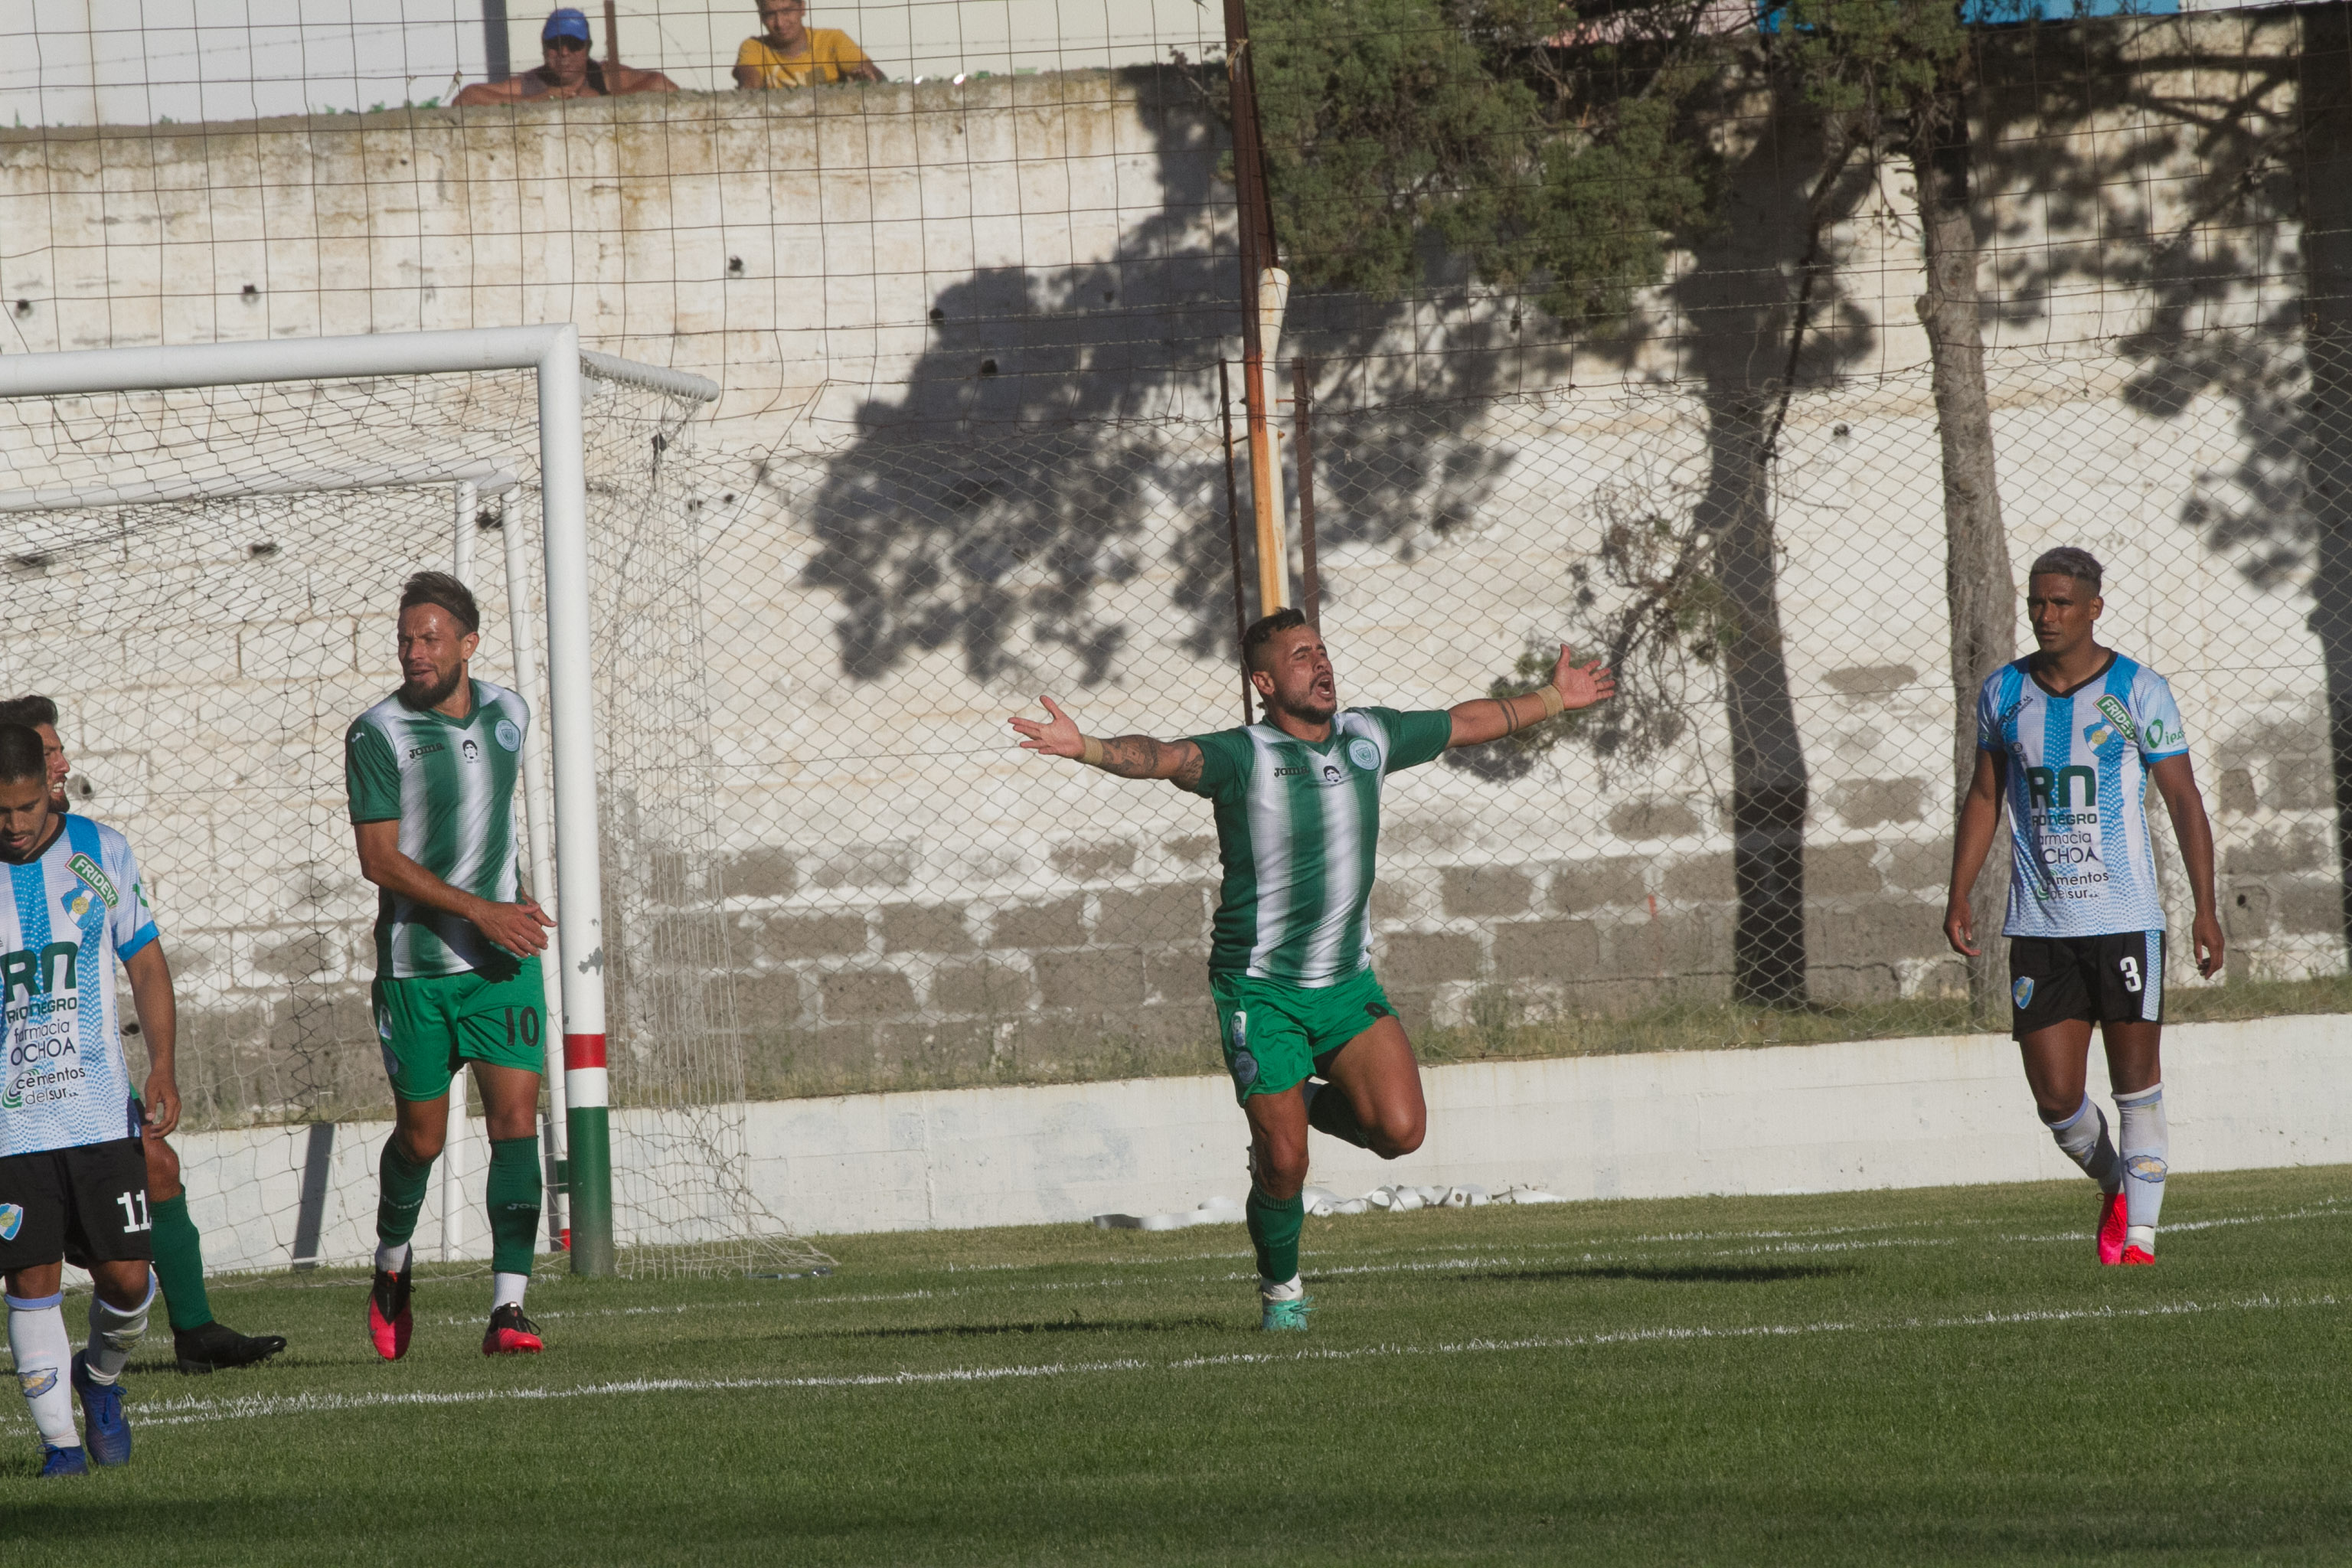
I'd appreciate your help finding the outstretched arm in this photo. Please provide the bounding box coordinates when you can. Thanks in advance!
[1011,697,1204,789]
[1445,645,1615,749]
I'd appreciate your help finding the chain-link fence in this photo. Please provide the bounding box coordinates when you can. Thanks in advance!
[690,322,2352,1096]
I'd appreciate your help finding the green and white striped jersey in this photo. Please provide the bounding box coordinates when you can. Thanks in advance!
[1185,707,1452,985]
[345,679,531,979]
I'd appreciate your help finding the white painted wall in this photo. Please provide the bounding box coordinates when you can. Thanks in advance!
[0,0,1220,126]
[172,1011,2352,1270]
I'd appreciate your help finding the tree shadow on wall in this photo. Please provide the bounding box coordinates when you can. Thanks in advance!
[784,65,1596,691]
[1968,13,2352,952]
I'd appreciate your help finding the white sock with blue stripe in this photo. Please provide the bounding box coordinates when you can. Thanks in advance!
[83,1272,155,1385]
[2116,1082,2167,1253]
[7,1292,77,1447]
[2040,1095,2121,1194]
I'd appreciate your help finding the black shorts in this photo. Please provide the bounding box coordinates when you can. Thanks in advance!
[2008,932,2164,1041]
[0,1137,152,1274]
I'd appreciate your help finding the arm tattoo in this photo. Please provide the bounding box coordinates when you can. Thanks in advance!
[1099,736,1168,779]
[1098,736,1204,787]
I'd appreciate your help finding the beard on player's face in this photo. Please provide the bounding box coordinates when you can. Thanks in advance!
[400,662,466,710]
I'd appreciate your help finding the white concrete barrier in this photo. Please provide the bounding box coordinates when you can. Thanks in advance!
[172,1013,2352,1269]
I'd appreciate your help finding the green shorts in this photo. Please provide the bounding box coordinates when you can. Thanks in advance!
[1209,968,1397,1104]
[371,957,548,1103]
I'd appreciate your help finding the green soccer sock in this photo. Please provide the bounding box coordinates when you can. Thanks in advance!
[149,1192,214,1333]
[486,1135,544,1278]
[1305,1082,1374,1149]
[377,1135,435,1251]
[1245,1184,1305,1285]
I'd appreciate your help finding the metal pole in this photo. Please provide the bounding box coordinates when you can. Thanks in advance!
[439,479,481,1264]
[482,0,512,82]
[503,489,572,1253]
[1222,0,1289,614]
[537,327,616,1278]
[1220,358,1254,726]
[1293,358,1318,628]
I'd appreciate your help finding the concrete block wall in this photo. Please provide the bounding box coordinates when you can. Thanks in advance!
[0,18,2344,1128]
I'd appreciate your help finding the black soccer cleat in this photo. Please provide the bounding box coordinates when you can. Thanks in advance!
[174,1320,289,1375]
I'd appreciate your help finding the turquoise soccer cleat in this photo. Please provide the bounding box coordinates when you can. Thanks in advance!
[1259,1295,1313,1332]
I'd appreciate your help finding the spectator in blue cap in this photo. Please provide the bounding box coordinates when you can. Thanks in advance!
[455,8,679,103]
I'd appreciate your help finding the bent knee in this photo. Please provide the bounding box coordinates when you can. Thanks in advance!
[396,1128,446,1164]
[142,1136,184,1200]
[1368,1108,1426,1160]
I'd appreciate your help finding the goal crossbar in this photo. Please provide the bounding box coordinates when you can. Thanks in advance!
[0,461,518,514]
[0,326,720,1278]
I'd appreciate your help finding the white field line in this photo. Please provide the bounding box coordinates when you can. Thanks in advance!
[52,1289,2339,1437]
[435,1199,2350,1325]
[2005,1197,2351,1245]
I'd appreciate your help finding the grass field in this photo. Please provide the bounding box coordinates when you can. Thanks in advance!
[6,1165,2350,1565]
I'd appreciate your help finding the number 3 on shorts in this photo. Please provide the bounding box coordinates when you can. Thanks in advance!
[2119,955,2141,994]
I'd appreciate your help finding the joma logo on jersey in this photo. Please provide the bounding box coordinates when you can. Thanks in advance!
[405,743,446,761]
[0,942,77,1001]
[2026,765,2097,809]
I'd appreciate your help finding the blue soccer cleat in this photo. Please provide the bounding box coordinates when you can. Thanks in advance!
[70,1352,130,1467]
[39,1443,89,1478]
[1259,1295,1313,1332]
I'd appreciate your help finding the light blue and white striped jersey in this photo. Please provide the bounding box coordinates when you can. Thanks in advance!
[1976,652,2190,939]
[0,815,158,1155]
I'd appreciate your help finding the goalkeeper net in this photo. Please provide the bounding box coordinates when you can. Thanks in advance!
[0,351,826,1278]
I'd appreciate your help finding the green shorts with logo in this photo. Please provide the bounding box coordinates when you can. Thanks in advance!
[1209,967,1397,1104]
[371,956,548,1102]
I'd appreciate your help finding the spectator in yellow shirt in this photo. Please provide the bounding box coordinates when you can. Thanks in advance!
[734,0,884,88]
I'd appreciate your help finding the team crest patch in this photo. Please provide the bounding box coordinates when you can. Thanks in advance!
[495,719,522,753]
[1227,1011,1257,1088]
[60,886,93,920]
[0,1203,22,1242]
[67,854,117,909]
[2012,977,2034,1009]
[1346,737,1380,773]
[17,1369,55,1401]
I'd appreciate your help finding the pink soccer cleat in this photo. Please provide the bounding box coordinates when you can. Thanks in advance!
[2119,1244,2155,1266]
[2097,1191,2128,1266]
[368,1263,413,1361]
[482,1304,544,1355]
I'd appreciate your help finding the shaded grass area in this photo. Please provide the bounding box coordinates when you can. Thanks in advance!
[9,1166,2352,1563]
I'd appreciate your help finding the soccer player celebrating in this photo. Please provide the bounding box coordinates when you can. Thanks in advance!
[0,694,286,1375]
[346,574,554,1357]
[0,724,175,1475]
[1011,608,1613,1329]
[1944,547,2223,1266]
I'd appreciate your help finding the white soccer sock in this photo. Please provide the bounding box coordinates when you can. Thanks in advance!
[83,1272,155,1386]
[7,1293,78,1447]
[2040,1095,2122,1194]
[1259,1275,1302,1302]
[374,1240,411,1274]
[2116,1082,2168,1252]
[492,1272,528,1312]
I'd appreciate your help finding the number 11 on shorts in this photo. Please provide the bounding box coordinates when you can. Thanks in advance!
[116,1191,151,1232]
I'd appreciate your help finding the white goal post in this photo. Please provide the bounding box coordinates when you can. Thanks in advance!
[0,325,715,1277]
